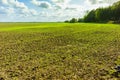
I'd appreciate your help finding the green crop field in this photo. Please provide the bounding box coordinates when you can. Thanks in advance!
[0,23,120,80]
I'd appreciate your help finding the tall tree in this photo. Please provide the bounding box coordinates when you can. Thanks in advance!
[112,1,120,22]
[84,10,96,22]
[70,18,78,23]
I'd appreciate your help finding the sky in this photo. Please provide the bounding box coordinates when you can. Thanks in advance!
[0,0,119,22]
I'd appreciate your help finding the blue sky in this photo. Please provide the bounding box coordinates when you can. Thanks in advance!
[0,0,119,22]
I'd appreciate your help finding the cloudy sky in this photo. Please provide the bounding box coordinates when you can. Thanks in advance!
[0,0,119,22]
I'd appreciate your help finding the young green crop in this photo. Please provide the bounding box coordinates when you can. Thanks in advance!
[0,23,120,80]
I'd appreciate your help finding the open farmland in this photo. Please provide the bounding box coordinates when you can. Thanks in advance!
[0,23,120,80]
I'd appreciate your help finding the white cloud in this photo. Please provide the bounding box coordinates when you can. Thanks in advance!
[65,5,83,11]
[30,9,38,15]
[31,0,52,8]
[100,0,119,4]
[39,11,49,17]
[39,2,51,8]
[83,0,118,11]
[84,0,119,5]
[20,8,38,16]
[52,0,71,4]
[0,0,38,16]
[9,0,27,9]
[6,7,15,14]
[52,0,82,12]
[0,0,8,5]
[0,6,15,15]
[51,0,84,19]
[1,0,27,9]
[52,0,71,9]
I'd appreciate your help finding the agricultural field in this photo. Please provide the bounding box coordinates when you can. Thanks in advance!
[0,23,120,80]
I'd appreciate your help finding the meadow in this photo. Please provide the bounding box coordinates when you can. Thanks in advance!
[0,22,120,80]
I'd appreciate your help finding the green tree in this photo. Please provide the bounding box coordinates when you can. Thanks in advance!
[65,1,120,23]
[70,18,78,23]
[84,10,96,22]
[95,7,112,22]
[112,1,120,22]
[64,20,69,23]
[78,18,83,22]
[83,1,120,23]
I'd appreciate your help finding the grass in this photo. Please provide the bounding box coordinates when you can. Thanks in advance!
[0,22,120,80]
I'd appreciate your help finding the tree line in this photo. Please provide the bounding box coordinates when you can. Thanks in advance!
[65,1,120,23]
